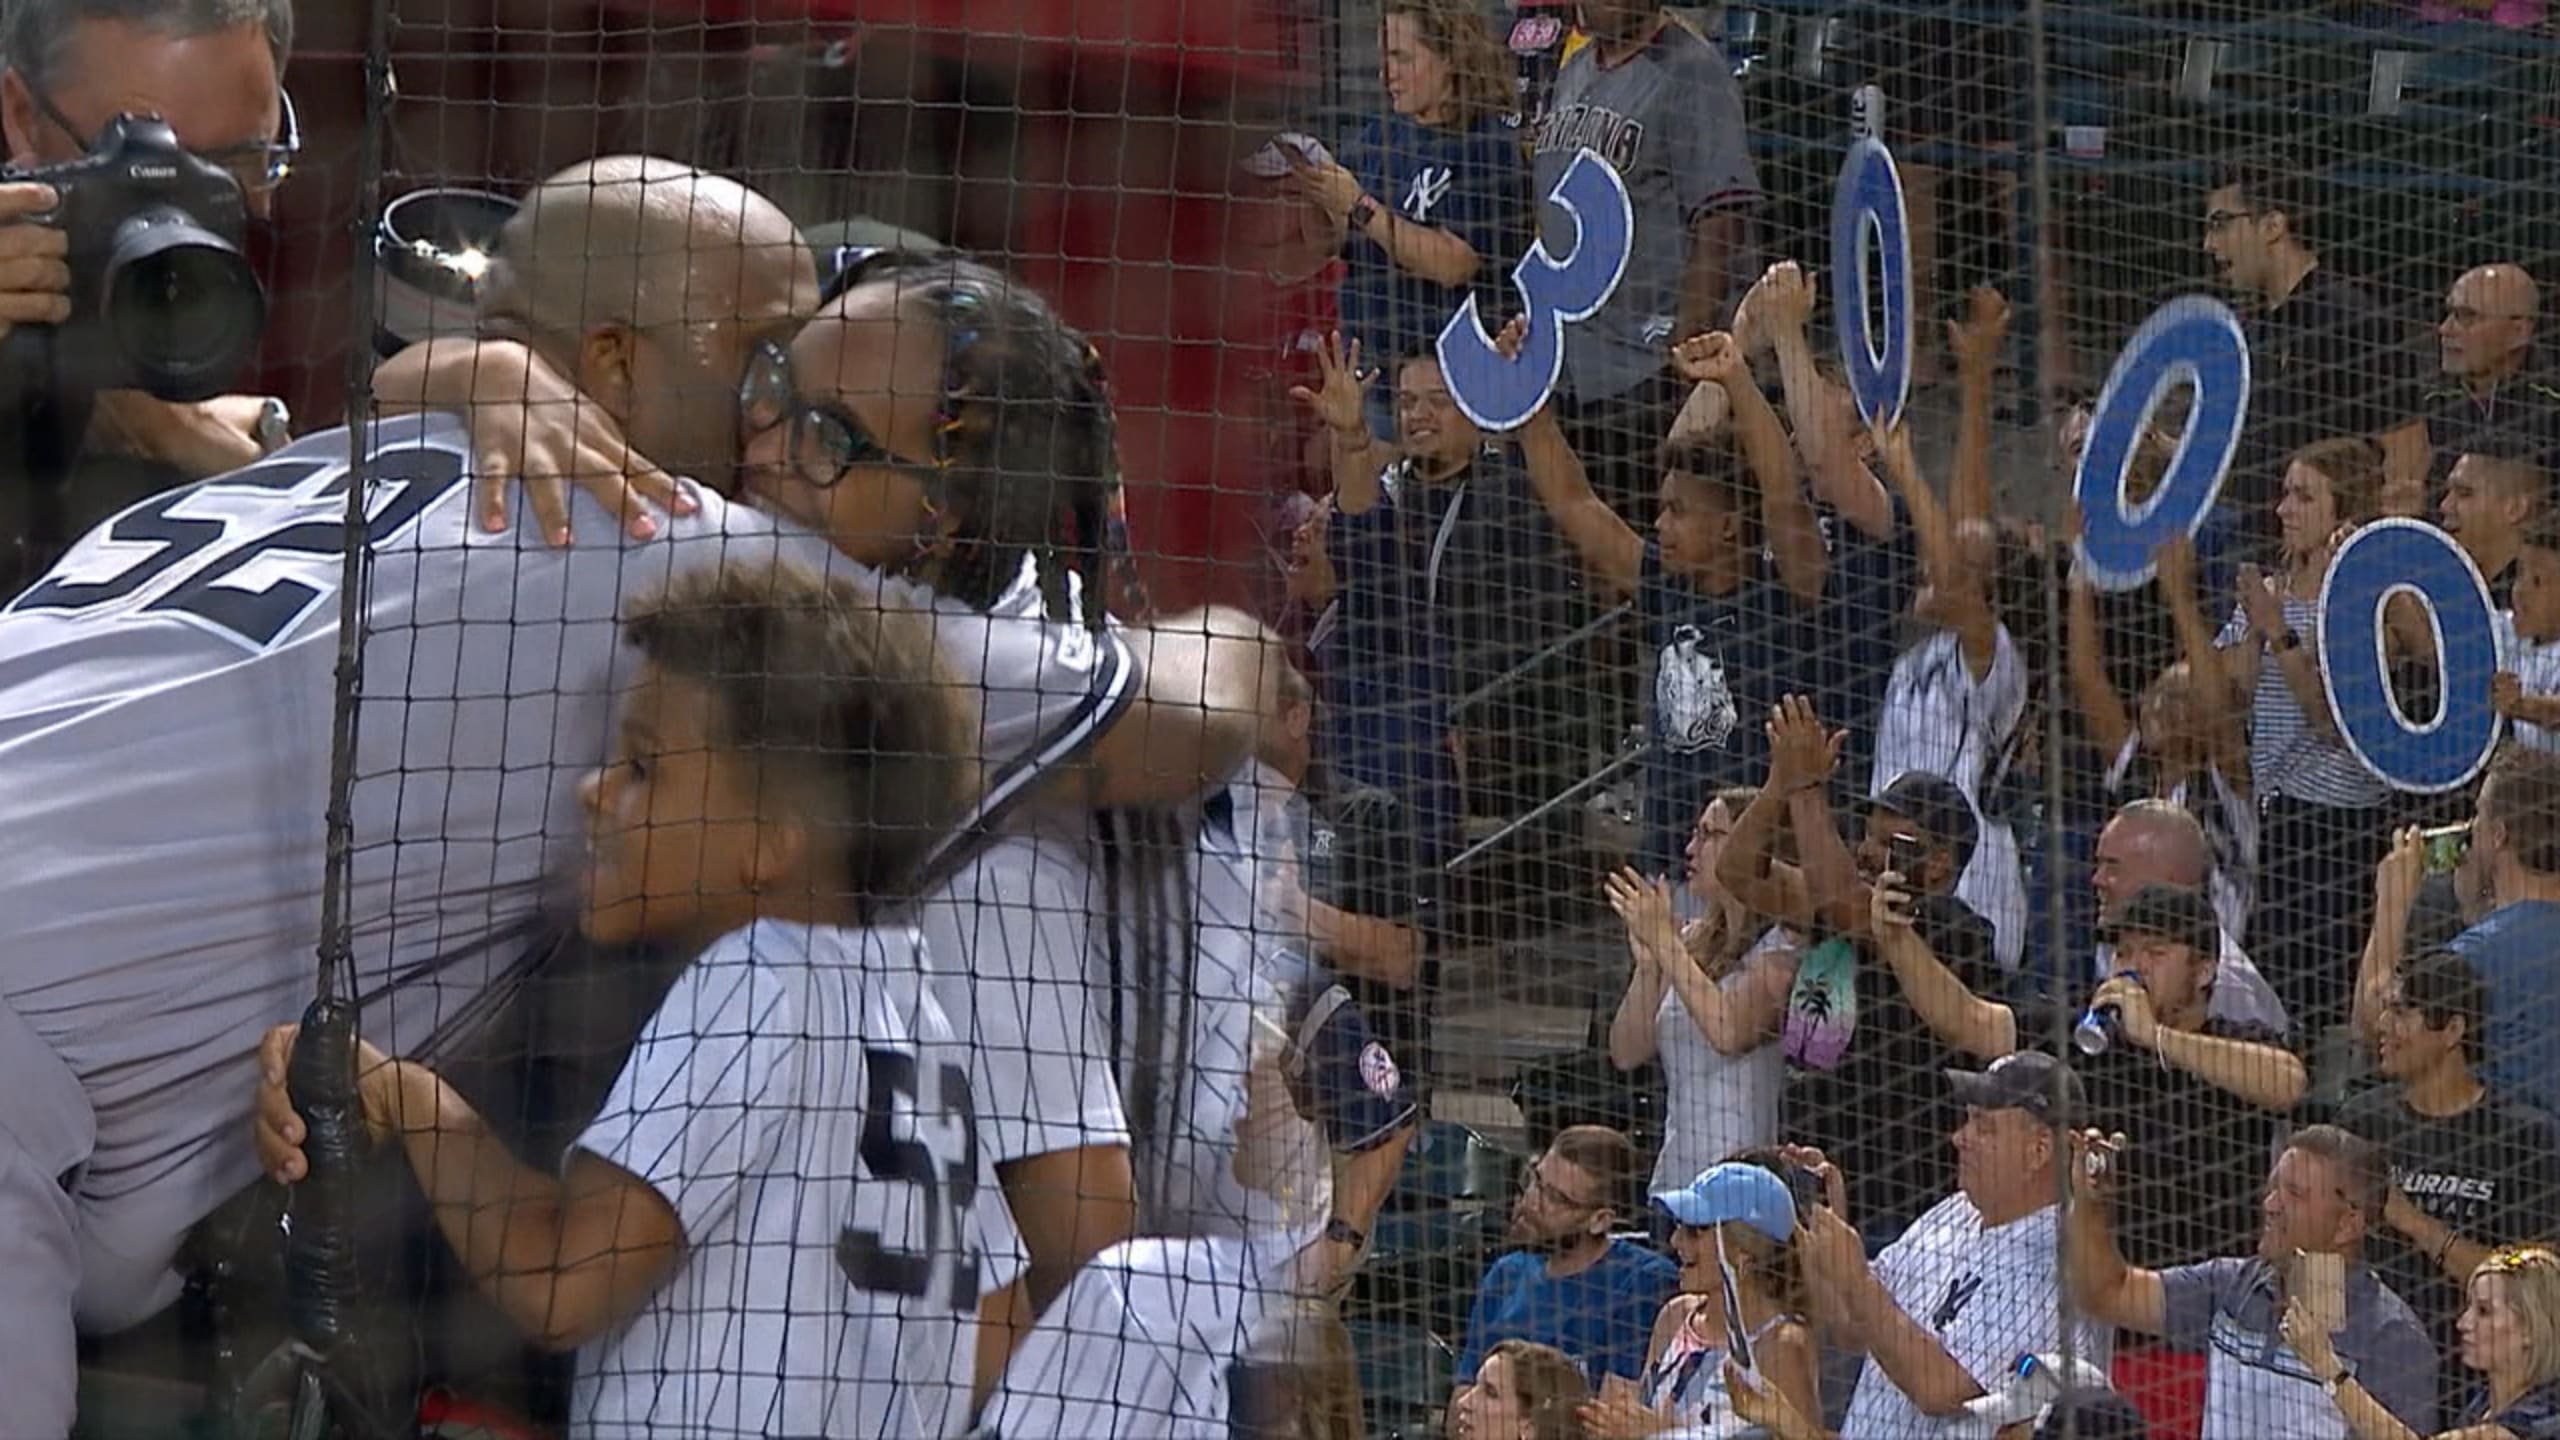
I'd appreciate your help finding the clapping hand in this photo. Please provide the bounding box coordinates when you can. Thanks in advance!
[1765,695,1845,795]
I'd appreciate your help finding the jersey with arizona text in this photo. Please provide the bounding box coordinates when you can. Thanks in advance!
[0,414,1134,1339]
[573,920,1019,1439]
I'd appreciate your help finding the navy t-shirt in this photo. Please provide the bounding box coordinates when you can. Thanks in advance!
[1640,538,1796,876]
[1793,499,1919,791]
[1337,111,1529,368]
[1457,1240,1680,1384]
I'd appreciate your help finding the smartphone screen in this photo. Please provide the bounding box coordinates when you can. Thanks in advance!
[1887,833,1927,877]
[2420,823,2471,877]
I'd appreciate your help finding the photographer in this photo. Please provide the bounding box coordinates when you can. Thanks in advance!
[0,0,295,575]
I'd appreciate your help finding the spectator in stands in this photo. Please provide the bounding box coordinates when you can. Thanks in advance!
[2067,1124,2440,1436]
[2357,747,2560,1121]
[2087,799,2287,1036]
[2425,264,2559,484]
[1605,787,1798,1202]
[1451,1338,1596,1440]
[2201,160,2428,554]
[1579,1160,1817,1438]
[1291,0,1526,441]
[2203,436,2394,1031]
[1508,324,1827,878]
[1719,700,2008,1234]
[2442,450,2549,608]
[2290,1245,2560,1440]
[1296,333,1581,857]
[1458,1126,1680,1390]
[2494,512,2560,753]
[1529,0,1760,520]
[1797,1052,2111,1437]
[1866,297,2028,970]
[2339,948,2560,1418]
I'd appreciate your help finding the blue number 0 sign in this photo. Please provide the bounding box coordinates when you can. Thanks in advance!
[2319,519,2504,794]
[2073,296,2250,592]
[1436,147,1633,434]
[1830,137,1912,431]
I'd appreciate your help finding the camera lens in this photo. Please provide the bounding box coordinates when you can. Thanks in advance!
[101,208,266,402]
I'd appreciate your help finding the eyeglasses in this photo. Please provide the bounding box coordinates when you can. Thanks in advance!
[737,338,944,490]
[2444,306,2528,328]
[2204,208,2260,232]
[25,83,299,195]
[1521,1163,1602,1213]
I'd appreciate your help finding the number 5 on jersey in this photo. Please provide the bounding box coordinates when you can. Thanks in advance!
[1435,147,1633,434]
[837,1047,984,1313]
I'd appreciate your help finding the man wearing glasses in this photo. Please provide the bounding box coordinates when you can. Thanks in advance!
[0,0,297,489]
[2422,263,2560,490]
[1455,1125,1676,1394]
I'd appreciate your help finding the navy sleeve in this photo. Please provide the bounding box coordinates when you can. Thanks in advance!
[2359,1306,2441,1437]
[1286,980,1420,1153]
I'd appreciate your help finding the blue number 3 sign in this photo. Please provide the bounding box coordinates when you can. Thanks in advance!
[1436,147,1633,434]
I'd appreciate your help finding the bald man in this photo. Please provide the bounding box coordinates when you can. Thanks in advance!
[2424,263,2560,485]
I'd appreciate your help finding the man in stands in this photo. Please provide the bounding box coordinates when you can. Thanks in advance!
[1456,1125,1676,1392]
[2423,263,2560,485]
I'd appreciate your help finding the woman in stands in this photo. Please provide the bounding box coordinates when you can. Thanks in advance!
[1579,1159,1818,1440]
[2289,1245,2560,1440]
[1453,1339,1595,1440]
[1603,788,1798,1213]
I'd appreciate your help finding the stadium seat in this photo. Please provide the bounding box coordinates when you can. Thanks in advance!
[1346,1320,1457,1440]
[1390,1119,1527,1209]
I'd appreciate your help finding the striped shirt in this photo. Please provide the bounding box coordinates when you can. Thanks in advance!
[2215,597,2389,808]
[2498,610,2560,754]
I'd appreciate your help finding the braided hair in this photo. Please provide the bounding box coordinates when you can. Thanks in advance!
[827,249,1143,627]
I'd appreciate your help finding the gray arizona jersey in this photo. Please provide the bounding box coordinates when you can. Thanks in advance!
[1530,15,1761,403]
[0,415,1132,1431]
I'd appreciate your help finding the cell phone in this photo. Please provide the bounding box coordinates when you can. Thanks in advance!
[2420,822,2472,877]
[1786,1164,1828,1212]
[1887,833,1928,878]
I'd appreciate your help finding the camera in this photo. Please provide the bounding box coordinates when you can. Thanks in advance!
[10,113,265,402]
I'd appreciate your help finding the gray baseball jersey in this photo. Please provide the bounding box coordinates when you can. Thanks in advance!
[1530,16,1760,403]
[0,414,1131,1432]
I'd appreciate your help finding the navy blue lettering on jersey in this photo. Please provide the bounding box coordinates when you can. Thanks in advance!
[10,446,469,654]
[1338,111,1530,368]
[1639,538,1791,876]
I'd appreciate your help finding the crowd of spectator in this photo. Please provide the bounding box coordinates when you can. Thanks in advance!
[1246,2,2560,1437]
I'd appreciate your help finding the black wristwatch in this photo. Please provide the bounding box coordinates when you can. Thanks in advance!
[2271,629,2302,654]
[1324,1217,1368,1249]
[1348,194,1381,231]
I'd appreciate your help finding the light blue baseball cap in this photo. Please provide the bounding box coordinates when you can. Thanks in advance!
[1653,1162,1798,1243]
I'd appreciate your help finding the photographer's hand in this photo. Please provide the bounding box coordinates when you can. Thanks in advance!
[87,389,275,476]
[0,183,70,341]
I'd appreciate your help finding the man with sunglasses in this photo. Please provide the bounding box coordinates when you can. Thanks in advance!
[0,0,299,513]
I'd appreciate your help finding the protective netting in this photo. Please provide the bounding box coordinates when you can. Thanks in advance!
[7,0,2560,1438]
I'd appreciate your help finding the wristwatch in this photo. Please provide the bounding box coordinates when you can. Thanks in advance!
[1348,194,1381,231]
[2323,1363,2355,1398]
[1324,1217,1368,1250]
[2271,629,2302,654]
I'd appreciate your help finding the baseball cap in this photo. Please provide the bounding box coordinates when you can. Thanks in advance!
[1280,976,1418,1154]
[2104,883,2221,958]
[1872,770,1979,875]
[1944,1051,2083,1126]
[1652,1161,1798,1243]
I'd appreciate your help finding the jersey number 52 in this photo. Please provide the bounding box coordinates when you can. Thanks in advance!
[8,447,469,652]
[838,1047,985,1314]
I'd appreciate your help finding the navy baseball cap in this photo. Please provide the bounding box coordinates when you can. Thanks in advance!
[1282,978,1417,1154]
[1872,770,1979,875]
[1653,1162,1798,1242]
[1945,1051,2084,1126]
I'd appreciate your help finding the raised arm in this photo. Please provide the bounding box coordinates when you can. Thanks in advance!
[2063,1133,2168,1336]
[1946,288,2008,538]
[1874,422,2000,678]
[1800,1205,1988,1417]
[1487,315,1645,596]
[1288,332,1398,516]
[1673,330,1826,600]
[1070,607,1277,809]
[2353,829,2428,1040]
[1869,877,2017,1059]
[1750,262,1893,541]
[2065,566,2135,762]
[1289,151,1485,291]
[1718,766,1820,933]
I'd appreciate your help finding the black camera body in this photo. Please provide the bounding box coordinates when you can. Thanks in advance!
[11,113,265,401]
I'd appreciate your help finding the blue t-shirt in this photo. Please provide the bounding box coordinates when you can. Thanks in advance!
[1458,1240,1679,1385]
[2452,899,2560,1118]
[1337,111,1529,368]
[1640,538,1795,876]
